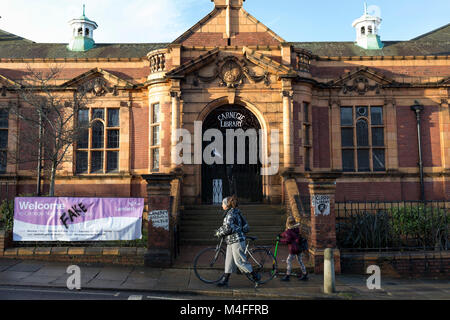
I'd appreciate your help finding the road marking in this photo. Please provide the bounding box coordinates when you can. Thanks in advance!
[0,286,116,296]
[146,295,186,301]
[128,295,143,300]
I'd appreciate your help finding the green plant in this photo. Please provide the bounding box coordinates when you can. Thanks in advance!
[0,199,14,232]
[338,210,393,249]
[390,205,449,250]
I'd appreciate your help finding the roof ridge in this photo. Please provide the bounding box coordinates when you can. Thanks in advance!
[411,23,450,41]
[0,28,35,44]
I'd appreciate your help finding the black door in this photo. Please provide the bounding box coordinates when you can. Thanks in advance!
[202,105,263,204]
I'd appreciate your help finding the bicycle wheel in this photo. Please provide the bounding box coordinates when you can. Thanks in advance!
[246,247,277,284]
[193,247,226,284]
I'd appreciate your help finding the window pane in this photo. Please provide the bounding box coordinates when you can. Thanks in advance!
[373,149,386,171]
[305,148,311,171]
[0,151,6,173]
[152,103,160,123]
[356,106,368,117]
[152,148,160,172]
[76,151,88,174]
[92,121,104,149]
[0,109,8,128]
[371,107,383,125]
[304,127,310,145]
[107,130,120,148]
[152,125,160,146]
[0,130,7,149]
[372,128,384,147]
[303,102,309,122]
[358,149,370,172]
[342,149,355,172]
[77,128,89,149]
[92,108,104,120]
[356,119,369,146]
[108,109,119,127]
[107,151,119,172]
[341,128,354,147]
[91,151,104,173]
[340,107,353,126]
[78,109,89,126]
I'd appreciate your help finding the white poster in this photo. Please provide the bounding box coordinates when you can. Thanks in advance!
[149,210,169,231]
[312,195,331,216]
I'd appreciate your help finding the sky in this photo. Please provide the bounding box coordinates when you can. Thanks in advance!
[0,0,449,44]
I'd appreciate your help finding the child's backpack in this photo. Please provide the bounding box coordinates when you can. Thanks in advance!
[236,210,249,234]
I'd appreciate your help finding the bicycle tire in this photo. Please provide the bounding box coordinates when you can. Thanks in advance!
[245,247,277,284]
[193,247,226,284]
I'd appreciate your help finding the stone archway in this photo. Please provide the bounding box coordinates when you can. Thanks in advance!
[201,104,264,204]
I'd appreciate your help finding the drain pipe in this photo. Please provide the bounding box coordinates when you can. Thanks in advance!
[411,101,425,201]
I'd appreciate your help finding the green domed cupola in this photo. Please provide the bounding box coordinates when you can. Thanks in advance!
[67,5,98,52]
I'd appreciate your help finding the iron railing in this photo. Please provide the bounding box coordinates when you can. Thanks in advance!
[336,200,449,252]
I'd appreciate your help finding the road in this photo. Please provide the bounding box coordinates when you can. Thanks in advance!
[0,285,230,300]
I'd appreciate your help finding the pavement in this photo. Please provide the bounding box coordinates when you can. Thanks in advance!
[0,257,449,300]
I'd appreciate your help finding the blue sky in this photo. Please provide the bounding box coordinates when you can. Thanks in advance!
[1,0,449,44]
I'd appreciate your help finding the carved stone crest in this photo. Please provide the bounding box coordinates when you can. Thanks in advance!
[219,57,244,88]
[91,78,110,96]
[343,76,380,95]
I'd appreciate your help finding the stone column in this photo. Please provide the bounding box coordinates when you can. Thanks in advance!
[282,90,294,169]
[306,172,341,274]
[142,174,174,267]
[329,100,342,171]
[170,91,181,169]
[385,98,399,171]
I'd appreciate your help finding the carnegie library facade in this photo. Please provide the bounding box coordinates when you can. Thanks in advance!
[0,1,449,209]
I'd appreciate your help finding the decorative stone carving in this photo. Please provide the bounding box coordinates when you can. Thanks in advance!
[193,56,271,88]
[342,76,380,95]
[89,77,111,96]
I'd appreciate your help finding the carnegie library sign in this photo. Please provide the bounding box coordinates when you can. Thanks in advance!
[218,112,246,128]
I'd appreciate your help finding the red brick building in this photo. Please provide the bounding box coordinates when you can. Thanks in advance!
[0,0,449,206]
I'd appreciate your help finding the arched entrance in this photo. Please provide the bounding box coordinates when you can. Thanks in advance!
[202,104,263,204]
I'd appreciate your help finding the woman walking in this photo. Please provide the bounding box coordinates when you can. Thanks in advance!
[215,195,261,287]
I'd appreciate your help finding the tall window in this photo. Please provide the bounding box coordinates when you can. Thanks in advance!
[303,102,312,171]
[341,106,385,172]
[76,108,120,174]
[150,103,160,172]
[0,109,8,173]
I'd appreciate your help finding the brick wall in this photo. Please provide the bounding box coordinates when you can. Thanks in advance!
[397,105,441,168]
[341,251,450,278]
[130,104,149,170]
[312,107,330,169]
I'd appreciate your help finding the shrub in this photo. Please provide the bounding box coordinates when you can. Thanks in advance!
[0,199,14,231]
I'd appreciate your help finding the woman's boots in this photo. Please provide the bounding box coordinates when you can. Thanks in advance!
[217,273,231,287]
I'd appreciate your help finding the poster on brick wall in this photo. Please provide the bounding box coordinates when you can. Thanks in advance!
[312,195,330,216]
[148,210,169,231]
[13,197,144,241]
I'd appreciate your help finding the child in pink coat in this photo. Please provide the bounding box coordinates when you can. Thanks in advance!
[279,216,308,281]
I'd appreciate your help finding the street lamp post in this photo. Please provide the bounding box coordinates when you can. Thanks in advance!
[411,101,425,201]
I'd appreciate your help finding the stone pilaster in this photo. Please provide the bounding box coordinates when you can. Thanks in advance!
[439,98,450,170]
[170,90,181,169]
[282,89,294,169]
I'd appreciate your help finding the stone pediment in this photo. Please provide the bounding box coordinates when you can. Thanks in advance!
[166,47,297,88]
[60,68,135,95]
[329,67,395,95]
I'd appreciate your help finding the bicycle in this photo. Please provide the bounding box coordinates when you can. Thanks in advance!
[193,235,278,286]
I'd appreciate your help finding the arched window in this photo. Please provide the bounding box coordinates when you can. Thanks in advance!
[361,26,366,35]
[85,29,90,37]
[368,26,373,34]
[78,28,83,36]
[92,120,104,149]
